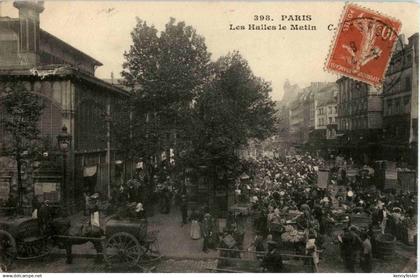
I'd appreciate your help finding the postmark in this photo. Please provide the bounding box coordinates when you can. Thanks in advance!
[325,3,402,87]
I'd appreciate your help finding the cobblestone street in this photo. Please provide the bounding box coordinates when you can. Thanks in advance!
[11,256,217,273]
[6,204,416,273]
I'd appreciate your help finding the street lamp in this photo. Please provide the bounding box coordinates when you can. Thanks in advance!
[57,125,72,211]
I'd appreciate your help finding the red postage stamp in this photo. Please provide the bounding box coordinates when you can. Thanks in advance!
[325,3,402,87]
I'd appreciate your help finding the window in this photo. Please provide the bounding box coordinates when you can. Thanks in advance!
[404,95,410,105]
[387,99,393,115]
[406,53,412,66]
[405,77,411,91]
[395,98,401,113]
[329,117,332,124]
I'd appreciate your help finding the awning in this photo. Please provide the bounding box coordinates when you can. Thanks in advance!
[83,165,97,177]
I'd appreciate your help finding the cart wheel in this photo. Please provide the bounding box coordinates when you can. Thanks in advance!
[17,237,49,260]
[104,232,145,268]
[0,230,17,268]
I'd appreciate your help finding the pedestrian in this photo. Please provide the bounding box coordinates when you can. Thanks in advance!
[189,209,201,240]
[135,202,146,219]
[38,200,52,235]
[306,233,320,272]
[360,232,373,272]
[261,241,284,272]
[339,227,355,272]
[31,195,41,219]
[248,233,266,260]
[201,209,212,252]
[89,193,100,228]
[180,192,188,225]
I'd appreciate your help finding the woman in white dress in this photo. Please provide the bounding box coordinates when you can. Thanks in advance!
[189,209,201,239]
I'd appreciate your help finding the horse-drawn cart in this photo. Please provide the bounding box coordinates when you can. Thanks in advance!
[0,213,160,271]
[103,217,160,269]
[0,217,50,269]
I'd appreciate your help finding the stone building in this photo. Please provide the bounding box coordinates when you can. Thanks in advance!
[289,92,305,146]
[288,82,335,149]
[336,76,383,163]
[0,1,129,211]
[381,33,419,166]
[313,85,338,156]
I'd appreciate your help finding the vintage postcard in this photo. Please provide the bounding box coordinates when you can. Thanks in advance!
[0,0,418,275]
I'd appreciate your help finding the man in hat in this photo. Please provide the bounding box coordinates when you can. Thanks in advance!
[180,192,188,225]
[201,208,212,252]
[89,193,101,228]
[261,240,284,272]
[135,202,145,219]
[339,226,361,272]
[38,200,53,235]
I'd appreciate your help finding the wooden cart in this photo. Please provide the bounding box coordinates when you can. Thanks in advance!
[103,217,160,269]
[0,216,49,270]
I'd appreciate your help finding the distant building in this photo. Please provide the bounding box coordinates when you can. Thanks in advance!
[282,79,300,106]
[0,1,129,211]
[315,85,338,138]
[336,76,383,163]
[289,92,305,146]
[275,100,290,137]
[382,33,419,165]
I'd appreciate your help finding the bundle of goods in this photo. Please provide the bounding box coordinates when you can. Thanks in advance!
[285,210,303,222]
[281,225,306,243]
[350,212,371,228]
[331,209,349,223]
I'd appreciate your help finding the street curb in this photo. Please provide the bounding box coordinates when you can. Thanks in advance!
[48,251,219,261]
[163,255,218,261]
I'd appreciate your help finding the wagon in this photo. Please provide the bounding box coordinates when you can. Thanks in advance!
[0,216,49,270]
[0,214,160,271]
[103,217,161,269]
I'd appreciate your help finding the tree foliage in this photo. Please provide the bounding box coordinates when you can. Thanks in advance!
[1,82,44,209]
[188,51,276,180]
[121,18,276,186]
[120,18,211,170]
[1,82,44,156]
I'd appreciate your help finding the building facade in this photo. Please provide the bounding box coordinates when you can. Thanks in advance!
[336,77,383,163]
[382,33,419,165]
[0,1,130,211]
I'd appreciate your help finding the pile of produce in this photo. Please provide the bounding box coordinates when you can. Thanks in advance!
[281,225,305,243]
[331,209,349,223]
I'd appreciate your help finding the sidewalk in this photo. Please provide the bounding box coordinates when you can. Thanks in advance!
[51,205,229,259]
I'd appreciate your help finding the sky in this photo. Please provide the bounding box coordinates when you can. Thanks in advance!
[1,1,419,100]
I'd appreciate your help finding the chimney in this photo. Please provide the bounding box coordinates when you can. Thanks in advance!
[13,1,44,66]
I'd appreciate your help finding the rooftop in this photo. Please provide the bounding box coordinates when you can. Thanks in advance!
[0,65,128,96]
[40,29,103,67]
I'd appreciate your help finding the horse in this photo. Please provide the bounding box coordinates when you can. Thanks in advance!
[38,204,104,264]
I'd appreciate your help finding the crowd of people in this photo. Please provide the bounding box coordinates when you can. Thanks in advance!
[22,153,414,272]
[232,153,418,272]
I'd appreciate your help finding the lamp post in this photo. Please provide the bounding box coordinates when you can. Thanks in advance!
[57,125,72,212]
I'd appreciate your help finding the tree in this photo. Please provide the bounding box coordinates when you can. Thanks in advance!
[1,82,44,211]
[121,18,211,179]
[189,51,276,183]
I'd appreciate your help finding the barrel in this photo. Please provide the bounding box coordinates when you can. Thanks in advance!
[375,233,395,258]
[370,227,382,258]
